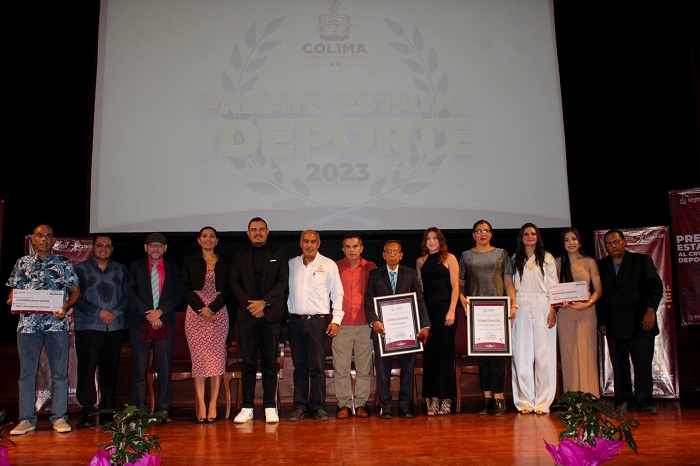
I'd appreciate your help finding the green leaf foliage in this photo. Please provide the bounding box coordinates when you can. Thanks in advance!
[96,405,166,464]
[551,391,639,453]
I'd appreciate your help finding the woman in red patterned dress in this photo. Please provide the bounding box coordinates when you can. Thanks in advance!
[182,226,230,422]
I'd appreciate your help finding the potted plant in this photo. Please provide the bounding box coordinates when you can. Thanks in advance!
[89,405,166,466]
[544,391,640,466]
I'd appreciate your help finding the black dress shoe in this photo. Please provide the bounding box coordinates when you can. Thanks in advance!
[398,408,414,418]
[288,408,308,422]
[640,404,658,415]
[162,413,173,424]
[312,408,330,421]
[78,414,95,428]
[380,409,393,419]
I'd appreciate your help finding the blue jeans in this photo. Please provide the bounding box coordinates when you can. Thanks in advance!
[17,331,69,424]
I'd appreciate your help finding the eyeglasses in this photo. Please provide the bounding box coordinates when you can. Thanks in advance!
[147,242,165,248]
[604,239,623,247]
[474,229,491,235]
[384,250,401,255]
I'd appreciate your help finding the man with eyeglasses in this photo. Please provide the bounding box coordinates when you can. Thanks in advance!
[333,233,376,419]
[597,229,663,415]
[126,232,183,423]
[365,240,430,419]
[73,235,129,428]
[7,225,81,435]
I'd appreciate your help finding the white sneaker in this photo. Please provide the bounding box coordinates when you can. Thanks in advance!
[10,420,36,435]
[265,407,279,423]
[52,418,72,433]
[234,408,254,424]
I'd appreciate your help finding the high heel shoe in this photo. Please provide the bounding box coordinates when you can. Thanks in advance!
[478,398,494,415]
[439,399,451,415]
[492,399,506,417]
[206,417,216,423]
[196,417,206,424]
[428,398,440,416]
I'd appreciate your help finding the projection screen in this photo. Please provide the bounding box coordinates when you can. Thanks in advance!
[91,0,570,232]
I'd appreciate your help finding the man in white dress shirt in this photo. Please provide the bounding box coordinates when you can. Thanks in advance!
[287,230,344,422]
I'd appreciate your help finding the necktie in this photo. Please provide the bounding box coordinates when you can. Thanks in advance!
[389,270,396,294]
[151,262,160,309]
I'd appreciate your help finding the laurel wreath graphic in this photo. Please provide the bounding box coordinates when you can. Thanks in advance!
[223,17,451,225]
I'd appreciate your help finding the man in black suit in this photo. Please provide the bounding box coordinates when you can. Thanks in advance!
[229,217,289,424]
[597,229,663,415]
[365,239,430,419]
[126,232,183,422]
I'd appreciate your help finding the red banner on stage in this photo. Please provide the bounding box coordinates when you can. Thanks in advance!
[668,187,700,327]
[25,235,93,414]
[594,226,679,399]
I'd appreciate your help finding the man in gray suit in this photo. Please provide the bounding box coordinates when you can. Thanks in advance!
[230,217,289,424]
[365,239,430,419]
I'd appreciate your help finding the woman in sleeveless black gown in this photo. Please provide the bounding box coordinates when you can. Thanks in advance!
[416,227,460,415]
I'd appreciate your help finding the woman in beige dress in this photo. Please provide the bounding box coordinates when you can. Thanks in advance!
[555,227,602,396]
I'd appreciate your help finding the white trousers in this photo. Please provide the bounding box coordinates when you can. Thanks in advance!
[511,293,557,413]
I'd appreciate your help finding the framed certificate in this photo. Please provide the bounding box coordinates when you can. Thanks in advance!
[466,296,512,356]
[11,289,64,314]
[549,281,588,305]
[374,292,423,357]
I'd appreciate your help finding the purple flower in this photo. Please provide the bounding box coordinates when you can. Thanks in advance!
[544,437,627,466]
[89,449,162,466]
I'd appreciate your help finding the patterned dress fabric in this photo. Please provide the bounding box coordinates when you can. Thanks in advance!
[185,270,228,378]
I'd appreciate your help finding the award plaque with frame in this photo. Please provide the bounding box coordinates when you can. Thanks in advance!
[466,296,512,356]
[373,292,423,357]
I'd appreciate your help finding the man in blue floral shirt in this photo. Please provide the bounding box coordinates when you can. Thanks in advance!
[5,224,81,435]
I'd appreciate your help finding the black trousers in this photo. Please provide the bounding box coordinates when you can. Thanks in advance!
[74,328,124,413]
[238,318,281,409]
[607,334,655,408]
[478,356,506,393]
[373,338,415,411]
[129,323,175,412]
[287,314,328,411]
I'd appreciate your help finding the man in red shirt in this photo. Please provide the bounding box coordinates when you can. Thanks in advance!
[333,233,377,419]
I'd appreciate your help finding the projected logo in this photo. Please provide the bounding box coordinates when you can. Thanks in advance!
[303,0,366,66]
[199,12,469,228]
[319,0,350,41]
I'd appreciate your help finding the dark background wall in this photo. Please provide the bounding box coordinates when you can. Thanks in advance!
[1,2,698,387]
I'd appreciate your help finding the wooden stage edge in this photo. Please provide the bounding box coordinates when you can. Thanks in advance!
[2,395,700,465]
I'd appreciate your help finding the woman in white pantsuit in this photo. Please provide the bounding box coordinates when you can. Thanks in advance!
[511,223,559,415]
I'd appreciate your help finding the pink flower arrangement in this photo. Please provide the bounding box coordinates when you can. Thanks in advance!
[0,445,10,466]
[89,448,162,466]
[544,437,627,466]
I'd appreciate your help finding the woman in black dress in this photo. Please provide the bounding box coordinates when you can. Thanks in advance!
[416,227,460,415]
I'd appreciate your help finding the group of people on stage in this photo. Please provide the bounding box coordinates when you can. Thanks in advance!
[5,219,663,435]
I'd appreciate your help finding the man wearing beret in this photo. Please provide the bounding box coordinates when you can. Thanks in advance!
[126,233,183,422]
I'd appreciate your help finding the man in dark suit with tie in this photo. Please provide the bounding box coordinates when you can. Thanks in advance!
[126,232,183,422]
[365,239,430,419]
[229,217,289,424]
[597,229,663,415]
